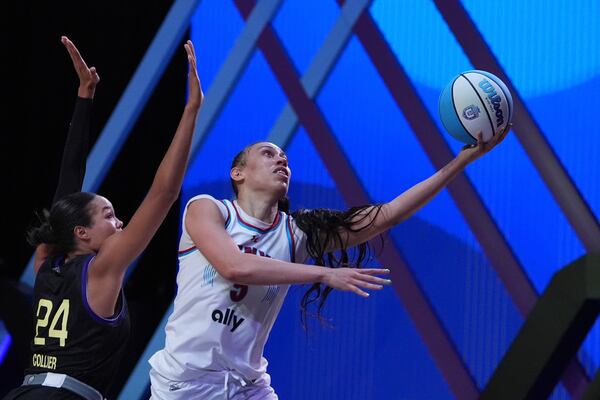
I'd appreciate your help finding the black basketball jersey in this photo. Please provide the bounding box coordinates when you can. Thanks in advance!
[24,254,130,395]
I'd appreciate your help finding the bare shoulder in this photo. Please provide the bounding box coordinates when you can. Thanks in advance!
[90,230,125,276]
[186,197,226,224]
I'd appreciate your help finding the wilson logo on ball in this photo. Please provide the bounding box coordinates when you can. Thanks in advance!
[478,79,505,127]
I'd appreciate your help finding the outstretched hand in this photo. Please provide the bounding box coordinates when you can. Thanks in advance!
[184,40,204,109]
[323,267,391,298]
[61,36,99,99]
[461,123,512,162]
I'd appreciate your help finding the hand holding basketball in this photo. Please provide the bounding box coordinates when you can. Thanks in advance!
[460,123,512,162]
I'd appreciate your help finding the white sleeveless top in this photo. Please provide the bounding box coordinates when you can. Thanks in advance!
[149,195,308,381]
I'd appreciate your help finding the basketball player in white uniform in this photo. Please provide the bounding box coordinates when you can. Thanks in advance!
[150,131,509,399]
[149,195,311,399]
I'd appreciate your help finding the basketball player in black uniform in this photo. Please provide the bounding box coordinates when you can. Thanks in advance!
[3,36,203,400]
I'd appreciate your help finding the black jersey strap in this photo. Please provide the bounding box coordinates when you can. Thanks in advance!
[22,372,104,400]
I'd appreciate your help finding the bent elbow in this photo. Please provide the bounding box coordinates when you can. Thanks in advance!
[215,258,242,282]
[218,259,252,283]
[219,265,237,281]
[223,266,252,283]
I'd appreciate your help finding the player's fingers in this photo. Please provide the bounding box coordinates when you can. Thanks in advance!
[62,36,88,70]
[184,44,197,70]
[358,274,391,285]
[187,40,196,59]
[491,123,511,146]
[349,285,370,298]
[501,123,512,138]
[358,268,390,276]
[353,280,383,290]
[477,132,486,151]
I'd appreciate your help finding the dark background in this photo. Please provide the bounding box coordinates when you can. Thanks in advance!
[0,1,183,397]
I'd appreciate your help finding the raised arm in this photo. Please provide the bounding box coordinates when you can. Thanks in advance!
[330,127,511,251]
[34,37,100,274]
[52,36,100,203]
[186,198,390,297]
[86,41,203,316]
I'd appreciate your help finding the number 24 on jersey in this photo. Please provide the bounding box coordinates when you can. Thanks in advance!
[34,298,70,347]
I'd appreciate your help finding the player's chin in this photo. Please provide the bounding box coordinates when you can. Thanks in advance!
[273,174,289,185]
[273,181,289,196]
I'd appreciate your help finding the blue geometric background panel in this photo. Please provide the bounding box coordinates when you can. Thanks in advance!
[177,0,600,398]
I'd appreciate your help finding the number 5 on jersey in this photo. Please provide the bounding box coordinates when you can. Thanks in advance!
[34,298,70,347]
[230,284,248,302]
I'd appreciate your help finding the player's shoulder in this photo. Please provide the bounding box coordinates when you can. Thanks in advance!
[185,194,222,206]
[184,194,230,223]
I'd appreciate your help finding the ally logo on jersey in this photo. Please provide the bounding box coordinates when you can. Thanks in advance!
[211,307,245,332]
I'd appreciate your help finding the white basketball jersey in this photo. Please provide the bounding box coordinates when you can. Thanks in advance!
[150,195,308,382]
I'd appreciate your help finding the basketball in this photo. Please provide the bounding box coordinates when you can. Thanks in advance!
[438,70,513,145]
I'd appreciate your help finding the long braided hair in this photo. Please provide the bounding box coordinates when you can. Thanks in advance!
[231,144,383,324]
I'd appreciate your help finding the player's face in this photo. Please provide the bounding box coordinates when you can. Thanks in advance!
[84,195,124,251]
[239,142,291,197]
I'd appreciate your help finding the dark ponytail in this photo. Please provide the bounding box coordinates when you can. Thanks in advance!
[27,209,57,247]
[290,204,384,327]
[27,192,96,253]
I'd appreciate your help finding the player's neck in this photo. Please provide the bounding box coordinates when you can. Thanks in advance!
[66,244,95,262]
[236,194,278,224]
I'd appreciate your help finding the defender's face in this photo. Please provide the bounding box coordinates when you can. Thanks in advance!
[82,195,124,251]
